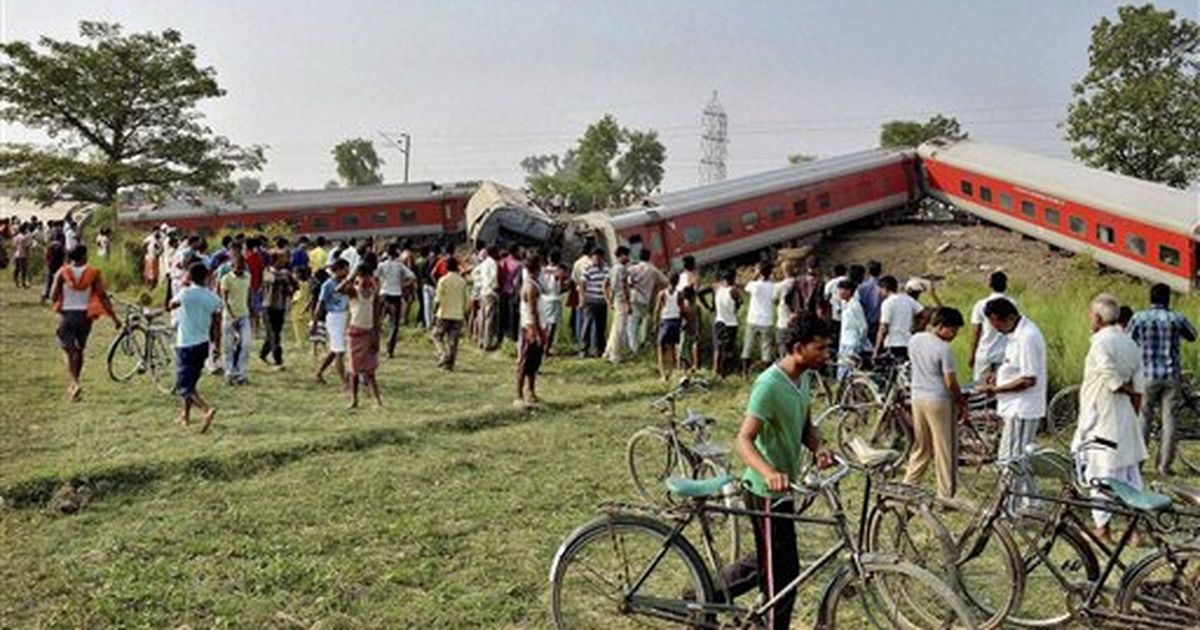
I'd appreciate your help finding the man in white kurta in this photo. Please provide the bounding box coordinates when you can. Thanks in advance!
[1071,295,1147,539]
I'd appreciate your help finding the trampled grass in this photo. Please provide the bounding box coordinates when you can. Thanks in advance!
[1,265,1197,627]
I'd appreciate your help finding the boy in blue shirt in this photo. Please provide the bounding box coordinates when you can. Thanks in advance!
[168,262,222,433]
[314,258,351,385]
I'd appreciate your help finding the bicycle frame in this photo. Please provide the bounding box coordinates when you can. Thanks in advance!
[605,461,885,627]
[961,452,1197,628]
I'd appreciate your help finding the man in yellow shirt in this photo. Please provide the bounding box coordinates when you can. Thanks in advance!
[433,257,469,370]
[308,236,329,271]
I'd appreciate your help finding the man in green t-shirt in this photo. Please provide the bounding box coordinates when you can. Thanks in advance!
[725,316,834,629]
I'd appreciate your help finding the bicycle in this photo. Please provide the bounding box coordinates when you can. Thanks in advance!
[626,377,745,562]
[549,455,978,629]
[819,357,914,473]
[1045,371,1200,474]
[106,298,175,394]
[949,439,1200,628]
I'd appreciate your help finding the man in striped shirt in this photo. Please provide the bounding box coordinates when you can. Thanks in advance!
[1128,283,1197,476]
[577,247,610,358]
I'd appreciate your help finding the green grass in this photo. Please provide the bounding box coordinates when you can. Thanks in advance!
[1,263,1198,627]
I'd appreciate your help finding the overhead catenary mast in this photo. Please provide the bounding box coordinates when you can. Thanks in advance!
[699,90,728,184]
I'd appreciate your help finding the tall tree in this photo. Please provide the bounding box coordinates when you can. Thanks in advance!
[0,21,264,206]
[262,182,280,193]
[879,115,968,149]
[521,114,666,212]
[236,176,261,196]
[332,138,384,187]
[1066,4,1200,188]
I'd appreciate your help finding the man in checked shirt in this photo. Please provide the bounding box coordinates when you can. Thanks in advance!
[1128,283,1197,476]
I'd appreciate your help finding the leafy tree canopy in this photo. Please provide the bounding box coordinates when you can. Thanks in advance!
[521,114,666,213]
[235,176,261,196]
[879,115,968,149]
[332,138,384,187]
[0,21,264,206]
[1066,3,1200,188]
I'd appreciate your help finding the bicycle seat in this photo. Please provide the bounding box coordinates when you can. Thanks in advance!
[1165,482,1200,509]
[665,474,732,498]
[1101,478,1173,513]
[846,437,900,469]
[681,410,714,431]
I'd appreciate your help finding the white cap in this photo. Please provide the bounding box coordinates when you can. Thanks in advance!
[905,277,931,293]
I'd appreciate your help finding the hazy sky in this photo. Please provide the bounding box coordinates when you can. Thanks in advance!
[2,0,1196,193]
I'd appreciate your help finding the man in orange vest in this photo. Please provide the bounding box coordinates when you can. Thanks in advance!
[50,244,120,401]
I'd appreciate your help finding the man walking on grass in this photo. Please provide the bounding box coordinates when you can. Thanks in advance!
[433,257,469,371]
[168,263,222,433]
[218,250,252,385]
[904,307,970,502]
[314,259,351,386]
[517,254,546,405]
[49,245,120,402]
[1128,283,1197,476]
[969,271,1015,383]
[578,247,610,358]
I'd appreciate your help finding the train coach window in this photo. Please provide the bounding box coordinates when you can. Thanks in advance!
[980,187,993,203]
[1020,200,1036,219]
[960,181,973,197]
[817,192,831,209]
[793,198,809,216]
[342,215,359,227]
[626,234,644,259]
[683,226,705,245]
[400,209,418,224]
[1044,208,1061,226]
[1096,224,1115,245]
[1068,216,1086,235]
[1159,245,1181,267]
[999,193,1013,211]
[1125,233,1147,257]
[312,218,330,230]
[372,211,390,225]
[768,206,785,221]
[715,219,733,236]
[741,211,758,227]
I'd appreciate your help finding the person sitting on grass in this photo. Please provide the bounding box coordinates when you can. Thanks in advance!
[340,263,383,409]
[314,259,351,386]
[717,315,835,630]
[49,244,120,402]
[167,262,222,432]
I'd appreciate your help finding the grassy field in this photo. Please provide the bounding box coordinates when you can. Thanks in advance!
[1,266,1197,627]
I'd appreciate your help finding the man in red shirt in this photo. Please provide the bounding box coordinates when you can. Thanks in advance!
[244,236,267,332]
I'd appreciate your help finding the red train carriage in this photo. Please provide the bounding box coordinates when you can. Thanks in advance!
[920,139,1199,292]
[119,181,477,242]
[609,149,920,269]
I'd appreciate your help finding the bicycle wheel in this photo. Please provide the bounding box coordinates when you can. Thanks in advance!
[626,428,683,506]
[1172,396,1200,476]
[866,499,997,627]
[549,514,718,629]
[1043,386,1078,450]
[106,328,144,382]
[1006,518,1099,628]
[1115,544,1200,628]
[840,374,882,408]
[817,560,977,629]
[952,519,1023,630]
[147,330,176,395]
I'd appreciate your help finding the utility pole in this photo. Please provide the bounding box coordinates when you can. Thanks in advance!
[378,130,412,183]
[699,90,728,184]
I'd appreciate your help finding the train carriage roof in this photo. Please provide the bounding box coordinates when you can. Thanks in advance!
[918,139,1199,236]
[120,181,479,222]
[610,148,914,228]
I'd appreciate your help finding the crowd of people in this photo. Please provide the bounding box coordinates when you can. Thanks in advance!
[4,216,1197,628]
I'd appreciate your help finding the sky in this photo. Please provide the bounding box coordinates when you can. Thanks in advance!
[2,0,1197,193]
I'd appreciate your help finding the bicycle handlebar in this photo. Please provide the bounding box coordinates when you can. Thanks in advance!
[791,455,851,493]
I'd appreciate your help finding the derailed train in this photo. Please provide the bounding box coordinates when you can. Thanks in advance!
[121,139,1199,291]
